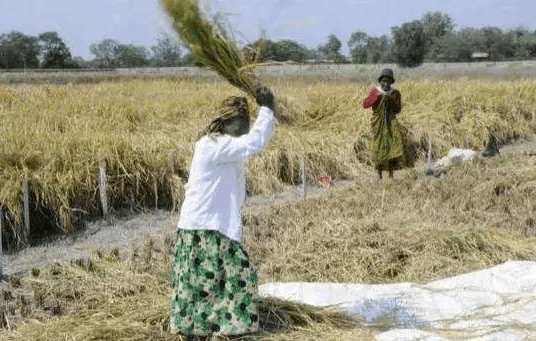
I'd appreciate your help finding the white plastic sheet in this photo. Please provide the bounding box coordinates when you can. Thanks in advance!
[259,261,536,341]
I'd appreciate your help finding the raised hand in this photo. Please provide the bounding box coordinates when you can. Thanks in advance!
[255,86,275,111]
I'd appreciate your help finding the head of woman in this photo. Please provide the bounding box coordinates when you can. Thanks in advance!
[378,68,395,92]
[203,96,250,138]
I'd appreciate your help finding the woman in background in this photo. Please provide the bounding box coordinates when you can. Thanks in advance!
[363,68,410,179]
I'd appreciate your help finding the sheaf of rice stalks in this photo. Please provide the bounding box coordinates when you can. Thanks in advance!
[160,0,296,123]
[161,0,257,95]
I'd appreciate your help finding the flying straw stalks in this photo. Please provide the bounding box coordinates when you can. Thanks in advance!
[161,0,295,122]
[161,0,255,93]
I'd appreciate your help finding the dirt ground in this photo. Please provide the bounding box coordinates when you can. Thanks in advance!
[1,136,535,278]
[0,176,345,277]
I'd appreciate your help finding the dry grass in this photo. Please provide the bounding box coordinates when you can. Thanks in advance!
[1,153,536,340]
[1,70,536,339]
[0,235,365,341]
[0,79,232,242]
[245,153,536,284]
[1,76,536,244]
[1,151,536,340]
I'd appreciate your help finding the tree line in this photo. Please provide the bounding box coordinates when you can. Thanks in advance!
[0,31,77,69]
[0,31,187,69]
[2,11,536,69]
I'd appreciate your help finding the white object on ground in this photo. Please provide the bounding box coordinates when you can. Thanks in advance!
[434,148,478,169]
[259,261,536,341]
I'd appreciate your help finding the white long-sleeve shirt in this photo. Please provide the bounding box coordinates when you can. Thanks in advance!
[177,106,275,242]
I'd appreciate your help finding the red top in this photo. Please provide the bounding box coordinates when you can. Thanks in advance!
[362,86,401,113]
[363,86,381,109]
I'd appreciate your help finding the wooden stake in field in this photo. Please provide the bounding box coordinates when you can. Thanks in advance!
[426,135,434,176]
[99,162,109,218]
[0,206,3,278]
[22,175,30,246]
[300,158,307,201]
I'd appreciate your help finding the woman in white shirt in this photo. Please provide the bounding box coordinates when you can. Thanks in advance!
[170,87,275,340]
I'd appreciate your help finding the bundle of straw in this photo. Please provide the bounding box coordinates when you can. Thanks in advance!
[259,297,361,332]
[161,0,294,123]
[161,0,257,95]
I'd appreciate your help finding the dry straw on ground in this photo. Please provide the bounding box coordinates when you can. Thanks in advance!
[0,233,362,340]
[245,153,536,284]
[1,149,536,340]
[1,72,536,338]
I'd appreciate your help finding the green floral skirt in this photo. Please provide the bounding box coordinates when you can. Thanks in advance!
[170,229,260,336]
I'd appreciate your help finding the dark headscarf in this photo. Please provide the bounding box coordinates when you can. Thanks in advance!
[378,68,395,83]
[200,96,250,138]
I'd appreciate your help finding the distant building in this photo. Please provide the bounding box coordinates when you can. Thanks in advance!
[304,59,335,64]
[471,52,489,60]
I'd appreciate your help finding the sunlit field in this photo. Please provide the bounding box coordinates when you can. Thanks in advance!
[1,64,536,340]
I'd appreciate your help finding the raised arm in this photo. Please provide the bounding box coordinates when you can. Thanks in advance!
[211,106,274,163]
[211,87,276,163]
[363,86,381,109]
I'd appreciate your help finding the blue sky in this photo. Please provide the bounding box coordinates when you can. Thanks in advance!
[0,0,535,59]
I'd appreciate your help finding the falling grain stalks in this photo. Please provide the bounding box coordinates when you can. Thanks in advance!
[161,0,294,122]
[161,0,256,94]
[154,181,159,210]
[2,308,10,331]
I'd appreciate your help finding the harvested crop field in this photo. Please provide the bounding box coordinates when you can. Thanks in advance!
[1,64,536,340]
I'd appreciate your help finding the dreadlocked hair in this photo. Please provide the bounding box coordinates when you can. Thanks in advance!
[198,96,250,139]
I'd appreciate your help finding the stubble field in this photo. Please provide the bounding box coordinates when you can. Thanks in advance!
[1,63,536,340]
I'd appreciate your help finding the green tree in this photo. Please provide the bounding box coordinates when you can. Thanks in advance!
[0,31,40,69]
[39,31,73,68]
[437,27,515,62]
[115,44,149,67]
[420,11,454,61]
[428,32,463,62]
[365,35,392,64]
[71,56,87,68]
[509,27,536,59]
[391,21,426,67]
[305,46,322,62]
[151,35,182,66]
[180,52,196,66]
[90,39,120,67]
[319,34,345,63]
[481,26,514,61]
[348,31,368,63]
[244,39,308,63]
[459,28,483,61]
[273,40,308,62]
[243,38,275,63]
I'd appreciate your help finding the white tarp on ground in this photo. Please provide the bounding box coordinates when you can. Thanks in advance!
[259,261,536,341]
[434,148,478,169]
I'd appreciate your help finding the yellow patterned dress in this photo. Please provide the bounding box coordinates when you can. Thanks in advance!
[363,86,410,171]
